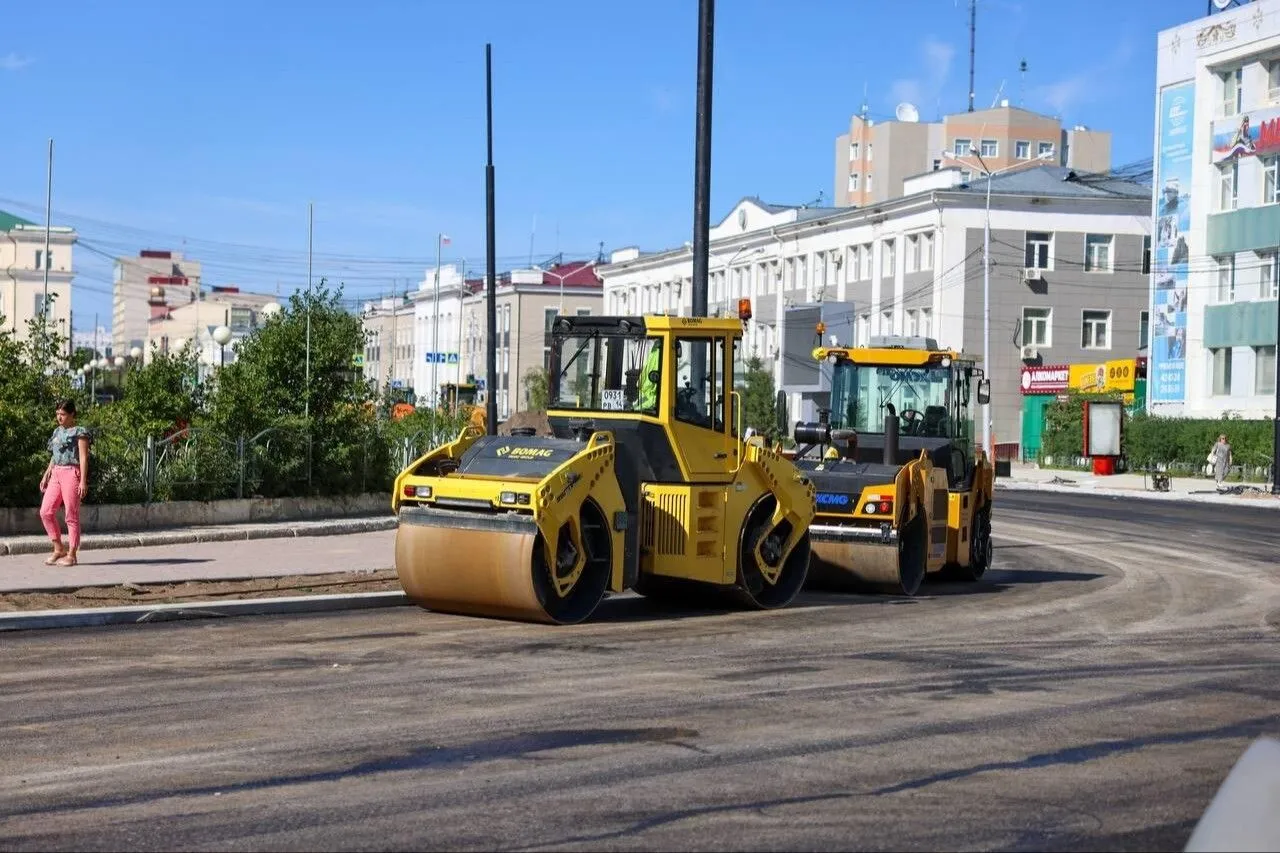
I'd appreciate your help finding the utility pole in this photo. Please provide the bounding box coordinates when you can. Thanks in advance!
[42,138,53,324]
[484,43,498,434]
[389,279,397,395]
[304,201,313,420]
[432,234,443,408]
[90,312,98,403]
[456,258,467,406]
[691,0,714,317]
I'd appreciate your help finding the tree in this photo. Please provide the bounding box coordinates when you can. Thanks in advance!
[0,316,75,506]
[524,367,550,412]
[740,355,778,441]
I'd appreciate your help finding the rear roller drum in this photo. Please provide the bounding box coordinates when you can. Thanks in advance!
[734,500,811,610]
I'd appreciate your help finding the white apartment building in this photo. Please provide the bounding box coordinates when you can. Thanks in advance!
[412,263,470,407]
[599,172,1152,453]
[0,209,76,348]
[1150,0,1279,418]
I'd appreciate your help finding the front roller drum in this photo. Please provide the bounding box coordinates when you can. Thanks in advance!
[807,513,927,596]
[395,505,610,625]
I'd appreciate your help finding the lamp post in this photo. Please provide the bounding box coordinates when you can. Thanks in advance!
[212,325,232,368]
[940,148,1053,461]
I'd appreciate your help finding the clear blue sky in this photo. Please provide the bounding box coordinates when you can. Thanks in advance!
[0,0,1200,331]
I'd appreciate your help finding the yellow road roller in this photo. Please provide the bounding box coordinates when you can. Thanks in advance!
[786,335,994,596]
[391,312,816,624]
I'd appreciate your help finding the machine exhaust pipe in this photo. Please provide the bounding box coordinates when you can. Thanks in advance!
[883,412,899,466]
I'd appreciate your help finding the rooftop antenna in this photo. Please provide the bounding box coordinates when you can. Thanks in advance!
[860,82,869,122]
[895,102,920,123]
[990,79,1005,109]
[1019,59,1028,106]
[968,0,977,112]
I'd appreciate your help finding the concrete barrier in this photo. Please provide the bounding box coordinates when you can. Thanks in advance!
[0,493,390,536]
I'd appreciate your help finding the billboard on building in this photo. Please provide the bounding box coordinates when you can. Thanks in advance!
[1150,81,1194,405]
[1210,105,1280,164]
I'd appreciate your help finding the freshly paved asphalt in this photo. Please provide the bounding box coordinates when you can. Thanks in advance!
[1,491,1276,852]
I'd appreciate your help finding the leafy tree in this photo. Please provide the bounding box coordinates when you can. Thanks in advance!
[524,367,550,412]
[740,355,778,441]
[0,316,75,506]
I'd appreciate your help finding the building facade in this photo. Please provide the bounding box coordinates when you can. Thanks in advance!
[835,104,1113,207]
[599,170,1152,458]
[145,286,277,373]
[0,210,76,348]
[360,294,416,396]
[113,249,203,356]
[1150,0,1279,419]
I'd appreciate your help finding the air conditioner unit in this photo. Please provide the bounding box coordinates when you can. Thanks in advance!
[1023,267,1043,281]
[1021,344,1040,360]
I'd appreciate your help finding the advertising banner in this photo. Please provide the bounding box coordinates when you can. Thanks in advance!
[1210,105,1280,164]
[1151,82,1194,404]
[1068,359,1138,394]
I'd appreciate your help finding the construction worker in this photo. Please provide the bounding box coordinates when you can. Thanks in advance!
[635,340,661,412]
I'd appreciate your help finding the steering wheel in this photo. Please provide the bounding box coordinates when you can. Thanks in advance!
[900,409,924,435]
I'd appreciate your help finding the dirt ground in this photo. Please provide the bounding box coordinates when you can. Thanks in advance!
[0,570,403,612]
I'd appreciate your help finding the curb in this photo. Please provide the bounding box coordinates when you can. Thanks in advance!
[996,479,1280,508]
[0,590,410,632]
[0,516,399,557]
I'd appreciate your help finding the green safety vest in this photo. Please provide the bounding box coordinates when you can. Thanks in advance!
[636,345,660,410]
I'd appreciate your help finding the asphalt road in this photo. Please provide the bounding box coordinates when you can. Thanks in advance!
[1,491,1277,852]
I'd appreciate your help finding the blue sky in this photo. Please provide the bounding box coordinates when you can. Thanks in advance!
[1,0,1200,331]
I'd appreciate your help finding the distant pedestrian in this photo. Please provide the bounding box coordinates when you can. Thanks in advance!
[1209,433,1232,490]
[39,399,91,566]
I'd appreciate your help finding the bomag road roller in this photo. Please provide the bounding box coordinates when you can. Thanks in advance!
[391,310,816,625]
[786,334,994,596]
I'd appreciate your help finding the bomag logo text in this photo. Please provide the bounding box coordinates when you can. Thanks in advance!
[496,446,554,459]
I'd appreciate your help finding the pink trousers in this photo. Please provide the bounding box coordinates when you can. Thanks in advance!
[40,465,82,550]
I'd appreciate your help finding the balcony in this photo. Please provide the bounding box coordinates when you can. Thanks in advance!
[1206,205,1280,256]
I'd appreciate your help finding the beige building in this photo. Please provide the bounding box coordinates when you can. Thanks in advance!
[145,286,277,368]
[0,209,76,348]
[360,293,415,395]
[456,263,603,417]
[113,249,203,356]
[835,104,1112,207]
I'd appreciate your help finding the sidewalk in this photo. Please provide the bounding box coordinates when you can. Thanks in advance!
[998,461,1280,508]
[0,528,396,593]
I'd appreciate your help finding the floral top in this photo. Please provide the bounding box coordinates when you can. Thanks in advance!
[48,426,91,466]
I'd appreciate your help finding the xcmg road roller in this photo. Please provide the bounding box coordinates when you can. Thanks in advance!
[787,335,995,596]
[391,309,816,624]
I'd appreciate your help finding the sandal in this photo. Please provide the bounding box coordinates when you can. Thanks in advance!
[44,546,66,566]
[54,555,77,567]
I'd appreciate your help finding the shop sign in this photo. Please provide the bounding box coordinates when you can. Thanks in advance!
[1020,364,1069,395]
[1069,359,1137,394]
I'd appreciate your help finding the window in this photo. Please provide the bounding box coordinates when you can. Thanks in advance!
[1022,307,1051,347]
[860,243,873,280]
[953,138,972,156]
[866,173,873,192]
[980,139,998,157]
[229,307,253,334]
[960,170,972,182]
[919,307,932,339]
[35,250,52,270]
[848,173,859,192]
[906,309,919,337]
[856,313,870,346]
[882,239,896,277]
[1139,310,1150,349]
[846,246,860,280]
[907,234,921,272]
[1081,309,1111,349]
[921,231,934,270]
[1211,347,1233,396]
[867,144,873,161]
[1025,231,1052,269]
[1038,141,1055,157]
[33,292,46,318]
[1263,157,1279,204]
[1015,140,1030,159]
[1270,59,1280,101]
[932,159,942,171]
[1221,68,1242,117]
[1257,346,1277,395]
[1084,234,1113,272]
[850,142,860,160]
[673,336,721,430]
[881,310,894,335]
[1218,160,1239,211]
[1217,256,1236,302]
[1142,235,1152,275]
[1262,254,1279,299]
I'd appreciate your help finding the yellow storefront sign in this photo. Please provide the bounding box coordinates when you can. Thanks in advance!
[1069,359,1137,396]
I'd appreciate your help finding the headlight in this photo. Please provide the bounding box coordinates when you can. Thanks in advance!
[500,491,517,504]
[414,485,432,498]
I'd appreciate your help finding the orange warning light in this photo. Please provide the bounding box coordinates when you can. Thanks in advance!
[738,298,753,320]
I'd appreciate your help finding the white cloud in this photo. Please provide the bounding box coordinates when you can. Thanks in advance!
[0,52,32,71]
[889,37,954,110]
[1031,41,1132,118]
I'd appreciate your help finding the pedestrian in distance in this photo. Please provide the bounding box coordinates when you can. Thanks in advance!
[39,399,92,567]
[1208,433,1232,490]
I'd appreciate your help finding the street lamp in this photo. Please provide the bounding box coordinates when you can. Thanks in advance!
[113,356,125,369]
[940,146,1054,461]
[212,325,233,368]
[129,346,142,361]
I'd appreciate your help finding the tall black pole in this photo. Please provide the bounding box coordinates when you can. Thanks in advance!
[485,43,498,435]
[691,0,714,318]
[968,0,976,112]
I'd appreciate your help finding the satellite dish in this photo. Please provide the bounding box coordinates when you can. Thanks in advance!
[895,102,920,123]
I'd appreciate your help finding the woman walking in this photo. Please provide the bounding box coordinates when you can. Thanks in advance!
[39,399,91,566]
[1209,433,1232,490]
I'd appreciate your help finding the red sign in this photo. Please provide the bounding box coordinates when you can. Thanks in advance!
[1020,364,1069,394]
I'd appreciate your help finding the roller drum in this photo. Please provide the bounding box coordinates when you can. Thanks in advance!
[806,517,926,596]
